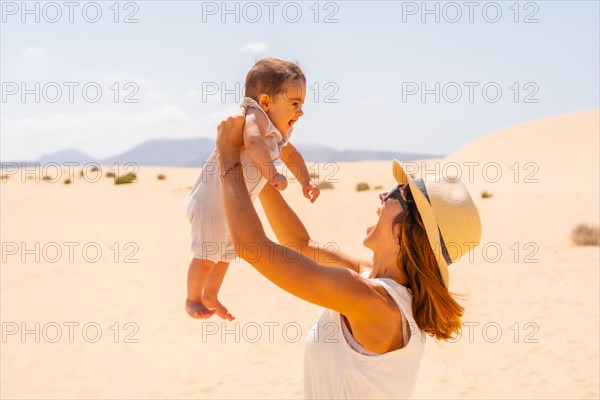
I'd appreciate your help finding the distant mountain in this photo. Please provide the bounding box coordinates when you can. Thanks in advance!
[294,143,436,162]
[97,138,215,168]
[37,148,96,164]
[1,138,441,168]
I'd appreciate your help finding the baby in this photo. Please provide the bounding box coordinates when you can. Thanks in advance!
[185,58,320,320]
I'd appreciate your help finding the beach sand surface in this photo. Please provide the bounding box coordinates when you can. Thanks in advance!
[1,110,598,399]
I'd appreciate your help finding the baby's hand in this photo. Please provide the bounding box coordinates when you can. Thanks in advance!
[269,173,288,191]
[303,180,320,203]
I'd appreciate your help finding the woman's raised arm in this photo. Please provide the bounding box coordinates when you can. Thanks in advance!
[217,115,381,318]
[258,183,368,272]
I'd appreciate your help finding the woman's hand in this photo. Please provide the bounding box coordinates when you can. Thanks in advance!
[216,108,246,159]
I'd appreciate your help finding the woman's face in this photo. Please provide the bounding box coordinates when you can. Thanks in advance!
[363,187,405,250]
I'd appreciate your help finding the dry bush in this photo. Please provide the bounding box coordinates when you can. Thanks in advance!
[309,172,320,180]
[319,181,334,190]
[64,178,72,184]
[115,172,137,185]
[481,191,493,199]
[374,185,383,190]
[570,224,599,246]
[157,174,166,180]
[0,175,8,181]
[42,175,53,181]
[90,166,99,172]
[106,171,116,178]
[356,182,370,192]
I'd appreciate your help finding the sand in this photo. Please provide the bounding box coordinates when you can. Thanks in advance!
[1,109,598,399]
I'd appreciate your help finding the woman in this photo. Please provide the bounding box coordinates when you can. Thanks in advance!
[216,113,482,399]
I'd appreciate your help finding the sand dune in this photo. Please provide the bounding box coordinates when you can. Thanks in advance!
[1,110,598,399]
[411,109,599,399]
[448,109,599,189]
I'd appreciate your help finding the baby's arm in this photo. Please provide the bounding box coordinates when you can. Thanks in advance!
[281,143,320,202]
[244,109,287,190]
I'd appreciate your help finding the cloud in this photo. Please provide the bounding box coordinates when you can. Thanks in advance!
[239,42,269,55]
[0,103,241,160]
[19,47,45,63]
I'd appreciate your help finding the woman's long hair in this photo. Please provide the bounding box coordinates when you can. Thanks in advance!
[393,187,465,341]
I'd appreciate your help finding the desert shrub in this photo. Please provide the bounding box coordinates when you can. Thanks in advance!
[157,174,166,180]
[356,182,370,192]
[64,178,72,184]
[81,166,99,177]
[481,191,493,199]
[319,181,334,190]
[309,172,320,180]
[570,224,599,246]
[0,175,8,181]
[106,171,116,178]
[115,172,137,185]
[42,175,53,181]
[374,185,383,190]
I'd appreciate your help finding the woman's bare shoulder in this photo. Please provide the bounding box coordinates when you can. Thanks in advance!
[347,276,405,354]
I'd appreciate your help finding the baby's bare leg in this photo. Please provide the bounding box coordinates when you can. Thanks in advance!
[186,258,217,318]
[202,262,235,321]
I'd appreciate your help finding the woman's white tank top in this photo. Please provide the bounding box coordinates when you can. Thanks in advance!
[304,274,427,399]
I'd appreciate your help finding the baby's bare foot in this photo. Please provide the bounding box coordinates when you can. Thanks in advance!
[185,299,216,319]
[202,297,235,321]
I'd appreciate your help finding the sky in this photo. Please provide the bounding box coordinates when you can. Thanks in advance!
[1,0,599,161]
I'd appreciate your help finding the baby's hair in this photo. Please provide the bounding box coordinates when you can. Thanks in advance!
[245,58,306,101]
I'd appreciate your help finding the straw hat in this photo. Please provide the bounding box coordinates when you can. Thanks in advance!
[392,160,482,288]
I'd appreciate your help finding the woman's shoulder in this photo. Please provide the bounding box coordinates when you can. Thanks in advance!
[359,271,410,300]
[346,282,405,354]
[369,277,413,312]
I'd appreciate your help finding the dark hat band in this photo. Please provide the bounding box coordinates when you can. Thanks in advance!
[413,178,453,266]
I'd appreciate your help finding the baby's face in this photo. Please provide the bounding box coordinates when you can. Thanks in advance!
[265,79,305,136]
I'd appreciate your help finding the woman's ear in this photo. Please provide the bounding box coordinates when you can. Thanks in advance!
[258,93,271,111]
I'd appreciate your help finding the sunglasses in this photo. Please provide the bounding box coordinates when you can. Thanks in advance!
[383,184,412,210]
